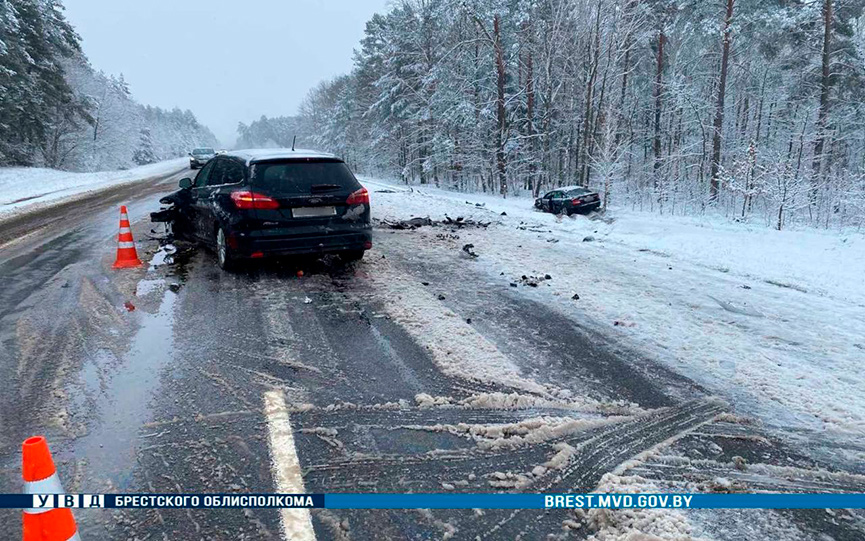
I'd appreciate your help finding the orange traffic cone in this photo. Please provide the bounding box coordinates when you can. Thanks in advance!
[22,436,81,541]
[112,205,143,268]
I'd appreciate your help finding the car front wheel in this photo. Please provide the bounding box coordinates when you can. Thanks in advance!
[216,227,237,271]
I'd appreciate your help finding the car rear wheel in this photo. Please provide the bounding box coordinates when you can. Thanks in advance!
[342,250,365,262]
[216,228,237,271]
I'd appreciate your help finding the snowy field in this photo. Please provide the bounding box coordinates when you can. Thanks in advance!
[0,158,186,220]
[363,177,865,460]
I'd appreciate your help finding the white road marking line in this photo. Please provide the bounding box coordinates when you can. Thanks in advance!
[264,390,317,541]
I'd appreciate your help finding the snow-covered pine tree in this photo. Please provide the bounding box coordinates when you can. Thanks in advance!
[132,126,156,165]
[281,0,865,229]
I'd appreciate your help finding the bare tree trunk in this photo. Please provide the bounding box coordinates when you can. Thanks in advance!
[652,26,665,187]
[580,0,603,187]
[810,0,833,203]
[494,15,508,197]
[710,0,734,201]
[526,29,536,193]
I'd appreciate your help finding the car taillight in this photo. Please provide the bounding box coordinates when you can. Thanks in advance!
[572,198,582,205]
[231,191,279,210]
[346,187,370,205]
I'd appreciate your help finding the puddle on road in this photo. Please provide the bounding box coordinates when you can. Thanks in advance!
[68,289,176,490]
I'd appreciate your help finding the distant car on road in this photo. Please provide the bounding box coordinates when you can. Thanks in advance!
[535,186,601,215]
[188,147,216,169]
[157,149,372,271]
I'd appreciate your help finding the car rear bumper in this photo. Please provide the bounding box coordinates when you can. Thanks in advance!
[235,229,372,258]
[569,202,601,213]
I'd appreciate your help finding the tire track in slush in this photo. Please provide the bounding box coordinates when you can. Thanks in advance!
[461,398,725,539]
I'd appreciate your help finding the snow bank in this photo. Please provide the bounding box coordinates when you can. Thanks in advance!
[0,159,186,219]
[362,177,865,306]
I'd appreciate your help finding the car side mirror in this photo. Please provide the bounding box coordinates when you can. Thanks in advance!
[179,178,193,189]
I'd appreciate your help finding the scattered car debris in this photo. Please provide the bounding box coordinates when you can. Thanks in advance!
[123,301,136,312]
[517,274,552,287]
[421,281,430,286]
[375,189,398,193]
[500,212,507,216]
[509,282,518,287]
[437,294,446,300]
[443,216,490,228]
[378,216,491,230]
[582,235,595,242]
[379,217,434,229]
[572,293,580,300]
[466,318,472,324]
[462,244,479,258]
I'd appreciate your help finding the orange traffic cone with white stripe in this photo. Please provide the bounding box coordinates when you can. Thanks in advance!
[112,205,142,268]
[22,436,81,541]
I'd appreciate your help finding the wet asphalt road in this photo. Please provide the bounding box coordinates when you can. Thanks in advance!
[1,170,864,539]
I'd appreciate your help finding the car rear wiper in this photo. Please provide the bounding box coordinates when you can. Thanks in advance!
[310,184,342,193]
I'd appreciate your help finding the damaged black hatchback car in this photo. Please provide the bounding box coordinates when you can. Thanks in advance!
[152,149,372,271]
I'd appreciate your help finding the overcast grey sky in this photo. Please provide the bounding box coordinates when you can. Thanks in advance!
[62,0,390,146]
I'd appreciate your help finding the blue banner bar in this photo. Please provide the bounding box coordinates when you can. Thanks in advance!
[2,493,864,510]
[325,493,865,509]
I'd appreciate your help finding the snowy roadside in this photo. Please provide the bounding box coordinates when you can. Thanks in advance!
[0,158,187,221]
[362,177,865,461]
[362,177,865,307]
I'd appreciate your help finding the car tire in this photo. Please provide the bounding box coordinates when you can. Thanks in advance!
[342,250,365,262]
[216,227,237,272]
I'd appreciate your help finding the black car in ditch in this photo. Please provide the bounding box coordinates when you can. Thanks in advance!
[534,186,601,215]
[153,149,372,270]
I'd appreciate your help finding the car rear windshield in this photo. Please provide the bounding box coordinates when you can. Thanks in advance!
[193,148,214,155]
[251,159,359,194]
[565,188,591,196]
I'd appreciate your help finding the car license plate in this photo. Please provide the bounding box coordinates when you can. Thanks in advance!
[292,206,336,218]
